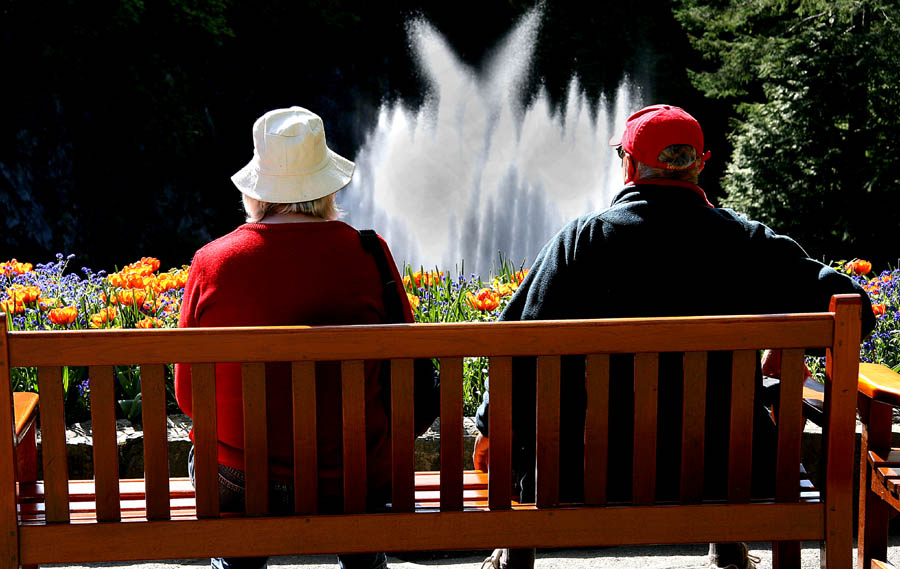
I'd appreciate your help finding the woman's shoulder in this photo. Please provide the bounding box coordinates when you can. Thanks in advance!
[193,225,256,256]
[194,221,367,260]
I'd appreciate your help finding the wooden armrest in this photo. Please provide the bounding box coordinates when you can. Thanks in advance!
[858,363,900,407]
[14,392,39,444]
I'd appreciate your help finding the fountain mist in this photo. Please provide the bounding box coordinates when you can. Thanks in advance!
[340,6,641,276]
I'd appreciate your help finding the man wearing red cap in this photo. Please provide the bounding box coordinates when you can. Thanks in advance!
[473,104,874,569]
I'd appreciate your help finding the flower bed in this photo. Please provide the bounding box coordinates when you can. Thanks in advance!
[806,260,900,380]
[1,255,187,423]
[4,254,897,423]
[400,257,528,412]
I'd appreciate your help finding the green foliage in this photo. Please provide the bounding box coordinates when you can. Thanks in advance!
[673,0,900,265]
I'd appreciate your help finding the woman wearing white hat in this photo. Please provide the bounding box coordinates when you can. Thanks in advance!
[175,107,439,569]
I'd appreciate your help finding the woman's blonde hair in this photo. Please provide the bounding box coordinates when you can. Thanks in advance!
[242,193,342,223]
[635,144,700,183]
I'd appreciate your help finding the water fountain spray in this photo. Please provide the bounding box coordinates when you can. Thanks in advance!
[340,5,641,276]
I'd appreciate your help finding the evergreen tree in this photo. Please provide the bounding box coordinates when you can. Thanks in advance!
[674,0,900,266]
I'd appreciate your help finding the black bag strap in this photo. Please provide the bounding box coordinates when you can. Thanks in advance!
[358,229,406,323]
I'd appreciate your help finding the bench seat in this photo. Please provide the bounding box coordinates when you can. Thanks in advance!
[15,472,821,525]
[15,472,496,523]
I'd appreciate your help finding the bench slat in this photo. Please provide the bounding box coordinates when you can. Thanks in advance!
[728,351,756,503]
[191,363,219,517]
[18,478,196,502]
[291,361,318,514]
[37,366,69,522]
[242,362,269,515]
[17,473,492,503]
[584,354,609,505]
[440,357,464,512]
[140,364,170,520]
[7,315,836,367]
[868,449,900,467]
[342,360,367,513]
[89,365,121,521]
[776,349,805,502]
[418,470,489,491]
[488,357,512,510]
[680,351,707,503]
[633,353,659,505]
[391,359,415,512]
[536,355,561,508]
[16,503,827,563]
[772,349,806,569]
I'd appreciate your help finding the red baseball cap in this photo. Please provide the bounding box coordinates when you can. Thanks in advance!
[609,104,707,170]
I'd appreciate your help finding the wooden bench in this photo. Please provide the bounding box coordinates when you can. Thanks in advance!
[856,362,900,569]
[0,294,863,568]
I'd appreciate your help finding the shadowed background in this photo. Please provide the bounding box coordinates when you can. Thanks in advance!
[4,0,896,270]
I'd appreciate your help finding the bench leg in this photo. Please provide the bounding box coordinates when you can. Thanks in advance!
[858,397,893,569]
[773,540,801,569]
[15,420,38,568]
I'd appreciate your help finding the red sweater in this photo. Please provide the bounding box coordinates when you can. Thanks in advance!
[175,221,413,492]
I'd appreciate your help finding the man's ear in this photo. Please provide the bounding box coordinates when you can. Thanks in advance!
[623,154,637,184]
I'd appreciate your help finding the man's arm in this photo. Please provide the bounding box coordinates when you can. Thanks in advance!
[736,217,875,340]
[473,219,585,458]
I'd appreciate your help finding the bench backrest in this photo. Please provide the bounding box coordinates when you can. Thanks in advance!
[0,294,862,561]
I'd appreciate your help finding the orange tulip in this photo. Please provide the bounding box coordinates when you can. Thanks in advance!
[48,306,78,325]
[175,268,189,288]
[109,269,154,289]
[151,270,188,293]
[136,317,165,329]
[494,281,518,296]
[0,259,33,275]
[38,297,57,311]
[846,259,872,276]
[512,270,528,284]
[124,257,161,275]
[151,274,171,293]
[142,257,161,271]
[873,304,887,317]
[6,284,41,304]
[405,270,444,289]
[116,289,147,306]
[407,293,420,309]
[0,299,25,314]
[467,288,501,311]
[89,307,118,328]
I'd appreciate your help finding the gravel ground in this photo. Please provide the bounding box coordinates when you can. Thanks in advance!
[44,540,900,569]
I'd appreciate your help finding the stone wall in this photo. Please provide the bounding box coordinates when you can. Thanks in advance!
[34,415,479,479]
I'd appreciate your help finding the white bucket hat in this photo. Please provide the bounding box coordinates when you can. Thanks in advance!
[231,106,355,203]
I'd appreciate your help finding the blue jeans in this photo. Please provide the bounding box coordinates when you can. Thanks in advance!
[188,447,389,569]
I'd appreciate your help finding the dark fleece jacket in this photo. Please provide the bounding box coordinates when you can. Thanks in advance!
[475,184,874,502]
